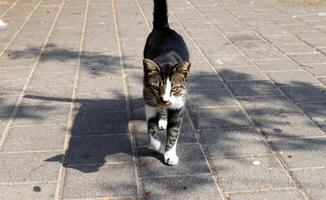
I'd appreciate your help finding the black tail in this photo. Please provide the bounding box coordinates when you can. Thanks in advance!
[153,0,169,29]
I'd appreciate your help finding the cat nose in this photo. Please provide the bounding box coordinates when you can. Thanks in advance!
[160,97,171,105]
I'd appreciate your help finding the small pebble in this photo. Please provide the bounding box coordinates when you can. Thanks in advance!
[33,186,41,193]
[253,160,261,165]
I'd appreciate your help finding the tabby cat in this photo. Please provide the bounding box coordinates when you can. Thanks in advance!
[143,0,191,166]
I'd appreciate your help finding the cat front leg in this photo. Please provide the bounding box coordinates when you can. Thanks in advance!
[164,108,184,166]
[145,105,161,151]
[158,107,168,130]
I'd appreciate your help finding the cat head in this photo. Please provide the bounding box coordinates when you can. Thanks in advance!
[143,58,191,108]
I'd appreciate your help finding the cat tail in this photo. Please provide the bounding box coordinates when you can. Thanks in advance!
[153,0,169,29]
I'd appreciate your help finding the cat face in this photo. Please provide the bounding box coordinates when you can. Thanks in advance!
[143,59,191,109]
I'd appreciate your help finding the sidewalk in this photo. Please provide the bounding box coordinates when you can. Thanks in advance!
[0,0,325,199]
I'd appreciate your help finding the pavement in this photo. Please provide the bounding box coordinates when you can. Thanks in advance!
[0,0,326,199]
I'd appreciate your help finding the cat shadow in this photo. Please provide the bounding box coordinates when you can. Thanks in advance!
[22,94,163,173]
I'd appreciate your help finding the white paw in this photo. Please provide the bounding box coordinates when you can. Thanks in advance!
[158,119,167,130]
[149,135,161,151]
[164,153,179,166]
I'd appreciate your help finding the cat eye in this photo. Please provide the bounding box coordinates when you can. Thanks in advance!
[171,87,181,93]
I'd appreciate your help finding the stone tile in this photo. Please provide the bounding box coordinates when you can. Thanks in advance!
[228,80,282,97]
[62,163,137,199]
[272,137,326,169]
[303,63,326,77]
[67,135,133,165]
[299,103,326,127]
[254,59,300,71]
[276,43,315,54]
[188,75,224,90]
[191,106,252,129]
[253,114,325,139]
[267,71,320,86]
[142,175,221,200]
[137,144,210,177]
[243,49,285,60]
[3,125,66,152]
[281,85,326,103]
[78,77,125,94]
[0,96,19,116]
[0,152,61,183]
[188,88,237,108]
[290,53,326,64]
[14,103,70,125]
[0,68,31,81]
[76,93,127,113]
[200,129,268,158]
[293,169,326,200]
[239,96,300,115]
[0,183,57,200]
[25,86,74,100]
[234,40,272,50]
[190,63,215,75]
[29,72,75,88]
[218,67,266,82]
[0,80,25,96]
[207,55,252,68]
[71,112,129,135]
[229,190,305,200]
[211,156,292,192]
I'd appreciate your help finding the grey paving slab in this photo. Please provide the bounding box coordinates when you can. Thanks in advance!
[254,59,300,71]
[188,87,237,108]
[188,75,225,90]
[218,67,267,82]
[228,80,282,97]
[2,125,66,152]
[0,95,19,116]
[191,106,252,129]
[280,85,326,103]
[289,53,326,64]
[294,169,326,200]
[0,152,61,183]
[299,103,326,128]
[0,183,57,200]
[211,156,292,192]
[137,144,210,177]
[229,190,305,200]
[66,135,133,165]
[239,96,301,115]
[77,77,125,94]
[252,114,325,139]
[200,129,269,158]
[71,112,129,135]
[142,175,221,200]
[303,63,326,77]
[271,137,326,169]
[267,71,321,86]
[62,163,137,199]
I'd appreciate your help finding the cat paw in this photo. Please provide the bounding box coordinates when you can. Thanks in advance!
[149,135,161,151]
[164,153,179,166]
[158,119,167,130]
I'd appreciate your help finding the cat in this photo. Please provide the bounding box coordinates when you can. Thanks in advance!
[143,0,191,166]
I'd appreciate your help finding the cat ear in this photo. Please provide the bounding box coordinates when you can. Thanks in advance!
[143,59,160,74]
[175,61,191,80]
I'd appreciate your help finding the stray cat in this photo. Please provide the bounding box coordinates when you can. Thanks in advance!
[143,0,191,166]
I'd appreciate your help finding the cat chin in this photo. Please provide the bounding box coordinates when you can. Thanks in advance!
[168,97,185,109]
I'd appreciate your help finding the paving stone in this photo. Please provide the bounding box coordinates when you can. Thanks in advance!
[299,103,326,127]
[281,85,326,103]
[228,80,282,97]
[188,75,224,90]
[0,183,57,200]
[62,163,137,199]
[0,67,31,81]
[239,96,300,115]
[293,169,326,200]
[254,59,300,71]
[78,77,125,94]
[28,72,75,88]
[303,63,326,77]
[0,96,19,116]
[142,175,221,200]
[218,67,266,82]
[229,190,305,200]
[200,129,268,158]
[267,71,320,86]
[14,103,70,125]
[188,88,237,108]
[252,114,325,139]
[0,80,25,96]
[76,93,127,113]
[137,144,210,177]
[290,53,326,64]
[207,55,252,68]
[0,152,61,183]
[71,112,129,135]
[191,106,252,129]
[2,125,66,152]
[211,156,292,192]
[243,49,285,60]
[67,135,133,165]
